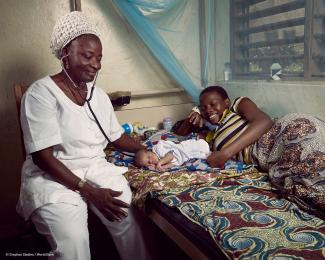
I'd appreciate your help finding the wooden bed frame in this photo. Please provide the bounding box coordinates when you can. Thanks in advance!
[146,199,227,260]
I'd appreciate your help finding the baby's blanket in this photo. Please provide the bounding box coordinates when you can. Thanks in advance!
[106,130,257,173]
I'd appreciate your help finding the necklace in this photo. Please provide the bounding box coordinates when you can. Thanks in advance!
[62,68,88,92]
[68,78,87,92]
[60,68,98,103]
[65,84,83,105]
[61,78,87,105]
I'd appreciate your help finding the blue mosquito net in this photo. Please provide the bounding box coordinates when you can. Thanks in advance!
[112,0,215,104]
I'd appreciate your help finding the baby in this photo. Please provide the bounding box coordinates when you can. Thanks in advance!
[135,139,210,171]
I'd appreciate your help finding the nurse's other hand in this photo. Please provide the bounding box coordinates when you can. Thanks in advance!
[82,186,130,222]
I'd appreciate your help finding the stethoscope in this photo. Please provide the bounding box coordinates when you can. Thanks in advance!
[61,55,135,158]
[60,53,96,102]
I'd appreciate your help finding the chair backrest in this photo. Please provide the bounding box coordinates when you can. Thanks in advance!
[14,84,29,159]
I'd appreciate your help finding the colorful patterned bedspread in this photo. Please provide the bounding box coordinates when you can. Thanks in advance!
[155,175,325,260]
[106,131,325,259]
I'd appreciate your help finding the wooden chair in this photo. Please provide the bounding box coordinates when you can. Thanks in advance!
[13,84,29,159]
[12,84,52,250]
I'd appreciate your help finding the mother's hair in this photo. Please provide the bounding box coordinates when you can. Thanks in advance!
[200,85,229,100]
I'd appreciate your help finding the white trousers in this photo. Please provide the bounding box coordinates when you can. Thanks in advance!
[30,176,151,260]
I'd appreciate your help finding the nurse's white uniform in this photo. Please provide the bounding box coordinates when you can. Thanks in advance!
[17,76,148,260]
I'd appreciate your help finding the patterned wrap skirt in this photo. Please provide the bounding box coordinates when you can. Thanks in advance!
[252,113,325,217]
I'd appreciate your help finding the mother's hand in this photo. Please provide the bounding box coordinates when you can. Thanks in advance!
[207,151,229,168]
[82,186,129,222]
[188,111,205,128]
[175,109,206,136]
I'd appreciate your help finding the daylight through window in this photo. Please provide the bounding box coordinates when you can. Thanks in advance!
[231,0,325,80]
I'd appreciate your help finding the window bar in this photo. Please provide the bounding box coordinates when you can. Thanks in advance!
[235,0,305,20]
[304,0,313,79]
[234,0,266,6]
[237,36,304,49]
[237,54,304,62]
[237,17,305,36]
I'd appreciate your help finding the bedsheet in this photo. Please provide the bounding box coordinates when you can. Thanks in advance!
[106,131,325,260]
[155,175,325,259]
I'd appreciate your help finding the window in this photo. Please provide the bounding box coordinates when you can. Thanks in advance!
[230,0,325,80]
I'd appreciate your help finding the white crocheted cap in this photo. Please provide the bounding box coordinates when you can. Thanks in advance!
[50,11,100,59]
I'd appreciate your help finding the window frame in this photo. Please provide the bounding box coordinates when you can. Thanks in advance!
[230,0,324,81]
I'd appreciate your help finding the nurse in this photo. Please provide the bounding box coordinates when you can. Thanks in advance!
[17,11,152,260]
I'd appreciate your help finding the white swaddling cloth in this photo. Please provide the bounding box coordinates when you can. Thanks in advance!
[152,139,210,166]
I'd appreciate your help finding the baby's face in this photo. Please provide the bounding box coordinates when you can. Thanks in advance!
[141,151,159,169]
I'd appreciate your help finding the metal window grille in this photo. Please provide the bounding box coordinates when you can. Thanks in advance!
[230,0,325,80]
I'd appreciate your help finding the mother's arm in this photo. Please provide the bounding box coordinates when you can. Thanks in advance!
[207,98,273,168]
[32,148,129,221]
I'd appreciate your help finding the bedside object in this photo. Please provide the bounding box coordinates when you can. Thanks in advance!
[108,91,131,107]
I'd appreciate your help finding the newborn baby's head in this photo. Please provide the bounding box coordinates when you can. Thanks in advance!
[134,149,159,169]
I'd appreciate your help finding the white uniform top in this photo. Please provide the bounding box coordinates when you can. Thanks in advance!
[152,139,210,166]
[17,76,127,220]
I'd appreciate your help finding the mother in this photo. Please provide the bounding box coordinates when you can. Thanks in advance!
[176,86,325,217]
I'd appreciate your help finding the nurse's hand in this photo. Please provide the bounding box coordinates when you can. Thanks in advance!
[81,185,130,222]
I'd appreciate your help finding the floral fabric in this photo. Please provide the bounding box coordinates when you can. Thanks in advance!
[253,113,325,217]
[155,174,325,260]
